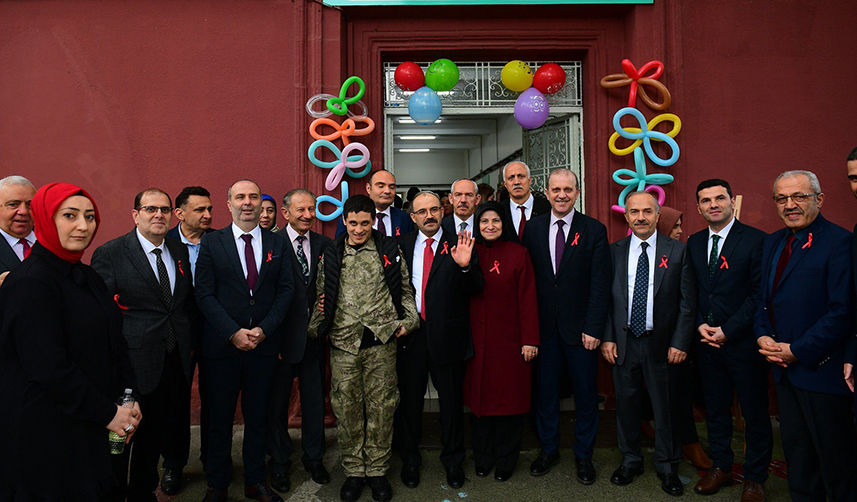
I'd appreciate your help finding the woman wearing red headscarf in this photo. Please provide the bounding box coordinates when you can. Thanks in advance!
[0,183,139,501]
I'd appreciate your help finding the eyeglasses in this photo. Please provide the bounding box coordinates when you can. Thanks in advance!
[136,205,173,214]
[412,206,443,217]
[772,193,818,205]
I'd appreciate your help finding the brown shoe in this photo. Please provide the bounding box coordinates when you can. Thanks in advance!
[741,480,766,502]
[682,442,714,470]
[693,467,733,495]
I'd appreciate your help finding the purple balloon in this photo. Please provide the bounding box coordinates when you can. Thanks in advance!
[514,88,549,129]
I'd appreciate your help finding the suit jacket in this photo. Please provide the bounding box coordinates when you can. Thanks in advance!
[754,214,855,394]
[91,230,194,395]
[397,229,484,365]
[0,236,23,275]
[687,220,768,362]
[606,233,696,366]
[195,225,294,359]
[848,223,857,364]
[521,212,611,345]
[501,195,552,243]
[335,206,414,238]
[166,223,213,351]
[277,229,331,364]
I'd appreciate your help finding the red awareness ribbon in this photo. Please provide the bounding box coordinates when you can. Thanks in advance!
[395,227,400,236]
[719,256,728,269]
[801,232,813,249]
[441,241,449,255]
[178,260,185,276]
[266,250,273,262]
[383,254,392,267]
[489,260,500,274]
[113,294,129,310]
[570,232,580,246]
[659,255,669,268]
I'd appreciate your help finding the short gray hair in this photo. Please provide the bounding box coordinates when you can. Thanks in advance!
[411,190,441,210]
[501,161,531,180]
[547,168,579,190]
[625,190,660,212]
[773,170,822,195]
[282,188,316,209]
[450,178,478,194]
[0,176,36,192]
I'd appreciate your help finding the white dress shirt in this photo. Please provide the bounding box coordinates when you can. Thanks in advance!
[707,216,736,258]
[412,228,443,315]
[176,222,202,283]
[627,231,657,331]
[0,228,36,262]
[136,229,176,293]
[509,194,535,235]
[231,223,263,281]
[374,207,392,237]
[548,210,575,273]
[452,214,475,234]
[286,225,312,267]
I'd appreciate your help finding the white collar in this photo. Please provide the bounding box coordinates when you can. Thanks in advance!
[549,209,575,228]
[709,216,736,241]
[630,230,658,250]
[453,214,474,229]
[286,224,309,243]
[0,227,35,249]
[136,228,166,254]
[510,193,534,211]
[231,222,262,242]
[418,227,443,246]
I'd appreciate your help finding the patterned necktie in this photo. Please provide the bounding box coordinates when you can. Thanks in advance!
[241,234,258,293]
[630,242,649,337]
[706,234,721,323]
[459,221,468,234]
[517,206,527,240]
[18,238,31,259]
[152,248,176,352]
[421,237,434,320]
[554,220,566,274]
[377,213,387,236]
[295,235,310,283]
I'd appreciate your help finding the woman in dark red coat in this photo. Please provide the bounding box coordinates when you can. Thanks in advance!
[465,201,540,482]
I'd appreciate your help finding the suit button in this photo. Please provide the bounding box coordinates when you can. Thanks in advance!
[250,299,255,306]
[708,294,713,299]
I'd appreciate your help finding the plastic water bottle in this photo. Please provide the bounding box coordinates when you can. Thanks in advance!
[108,388,135,455]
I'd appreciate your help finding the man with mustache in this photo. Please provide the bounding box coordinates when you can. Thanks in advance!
[500,161,551,242]
[335,170,414,238]
[0,176,37,287]
[755,170,857,500]
[442,179,481,236]
[521,169,610,485]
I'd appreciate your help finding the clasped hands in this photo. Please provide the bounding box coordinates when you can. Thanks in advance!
[698,323,727,348]
[231,326,266,351]
[756,335,796,368]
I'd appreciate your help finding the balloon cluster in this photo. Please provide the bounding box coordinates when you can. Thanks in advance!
[600,59,681,230]
[305,76,374,222]
[394,59,459,125]
[500,61,566,130]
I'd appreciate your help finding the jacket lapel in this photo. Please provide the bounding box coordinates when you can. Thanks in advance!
[619,237,631,304]
[123,231,166,303]
[220,229,248,286]
[427,231,452,284]
[653,233,669,297]
[256,230,274,287]
[710,221,743,289]
[0,237,21,269]
[777,216,826,289]
[166,238,189,308]
[556,213,584,277]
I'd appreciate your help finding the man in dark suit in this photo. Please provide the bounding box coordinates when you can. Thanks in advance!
[521,168,610,484]
[0,176,36,287]
[396,191,483,490]
[161,185,214,495]
[602,190,695,497]
[336,170,414,238]
[441,179,481,236]
[266,189,332,492]
[500,161,551,242]
[195,179,294,502]
[755,170,857,501]
[845,148,857,408]
[687,179,771,501]
[92,188,194,502]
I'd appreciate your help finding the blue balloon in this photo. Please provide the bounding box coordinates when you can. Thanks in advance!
[316,181,349,222]
[408,86,442,125]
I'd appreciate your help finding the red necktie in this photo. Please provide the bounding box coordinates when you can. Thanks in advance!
[517,205,527,241]
[241,234,258,294]
[421,237,434,320]
[19,239,31,259]
[769,234,796,327]
[377,213,387,236]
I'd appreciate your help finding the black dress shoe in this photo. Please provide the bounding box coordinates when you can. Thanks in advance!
[446,464,466,489]
[161,468,182,495]
[201,487,228,502]
[270,472,290,493]
[575,458,596,485]
[306,464,331,485]
[494,470,512,482]
[401,465,420,488]
[245,482,284,502]
[475,465,492,477]
[340,476,365,502]
[610,465,644,485]
[529,451,560,476]
[366,475,393,502]
[658,472,684,496]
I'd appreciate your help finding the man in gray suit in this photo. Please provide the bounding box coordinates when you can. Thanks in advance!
[92,188,194,502]
[0,176,36,287]
[601,190,696,497]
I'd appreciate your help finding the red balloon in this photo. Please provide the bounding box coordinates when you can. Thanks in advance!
[532,63,567,95]
[394,62,425,92]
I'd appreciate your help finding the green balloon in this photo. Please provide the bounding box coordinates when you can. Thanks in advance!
[424,58,460,92]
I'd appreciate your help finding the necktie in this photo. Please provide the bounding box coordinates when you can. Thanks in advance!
[706,234,721,323]
[630,242,650,337]
[517,206,527,240]
[421,238,434,320]
[771,234,796,299]
[459,221,468,234]
[295,235,310,283]
[18,238,31,259]
[377,213,387,236]
[152,248,177,352]
[241,234,258,293]
[554,220,566,274]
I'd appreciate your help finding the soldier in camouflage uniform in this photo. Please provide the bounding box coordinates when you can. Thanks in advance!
[309,195,418,502]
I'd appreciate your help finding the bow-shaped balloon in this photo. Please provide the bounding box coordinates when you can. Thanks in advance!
[609,112,681,157]
[612,107,680,167]
[307,139,372,191]
[326,76,366,116]
[310,116,375,146]
[316,181,350,222]
[600,59,672,111]
[612,147,674,208]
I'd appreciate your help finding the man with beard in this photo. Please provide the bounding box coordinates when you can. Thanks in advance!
[336,170,414,238]
[500,162,551,242]
[442,179,481,236]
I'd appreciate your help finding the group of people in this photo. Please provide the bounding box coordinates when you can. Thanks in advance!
[0,151,855,502]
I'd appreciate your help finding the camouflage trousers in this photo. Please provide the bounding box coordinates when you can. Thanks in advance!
[330,341,399,477]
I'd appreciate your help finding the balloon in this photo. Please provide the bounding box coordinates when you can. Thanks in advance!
[612,107,680,167]
[501,60,533,92]
[608,112,681,157]
[310,116,375,146]
[316,181,349,222]
[600,59,671,111]
[424,59,459,92]
[532,63,566,94]
[408,87,442,125]
[394,62,425,92]
[326,76,366,116]
[514,88,549,129]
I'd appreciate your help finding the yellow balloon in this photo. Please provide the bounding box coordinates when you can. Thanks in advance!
[608,113,682,156]
[501,60,534,92]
